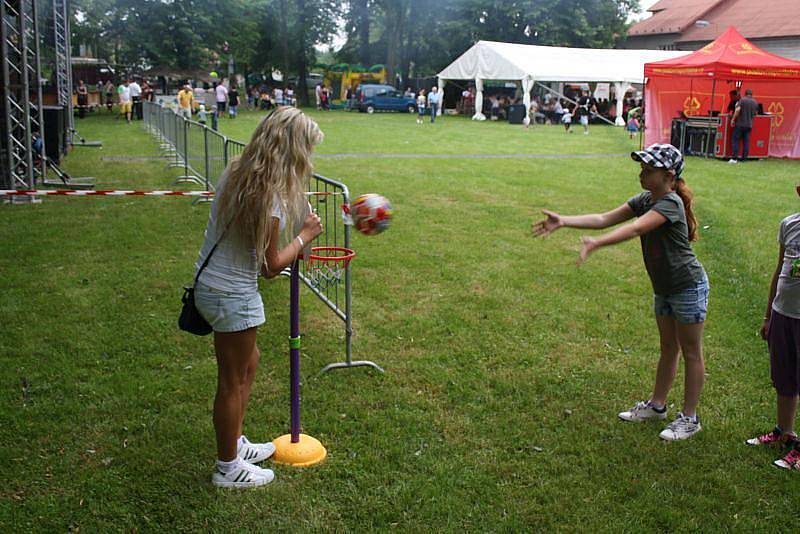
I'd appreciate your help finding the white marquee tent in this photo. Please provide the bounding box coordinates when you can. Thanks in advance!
[436,40,688,125]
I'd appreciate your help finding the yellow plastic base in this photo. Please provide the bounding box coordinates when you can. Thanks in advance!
[271,434,327,467]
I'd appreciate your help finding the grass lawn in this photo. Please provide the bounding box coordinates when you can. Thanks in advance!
[1,109,799,531]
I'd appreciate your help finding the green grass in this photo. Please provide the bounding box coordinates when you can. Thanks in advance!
[1,109,799,531]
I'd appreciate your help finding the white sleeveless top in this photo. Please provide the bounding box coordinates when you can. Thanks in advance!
[194,175,285,293]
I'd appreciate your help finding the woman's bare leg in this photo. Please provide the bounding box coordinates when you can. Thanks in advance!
[213,327,257,461]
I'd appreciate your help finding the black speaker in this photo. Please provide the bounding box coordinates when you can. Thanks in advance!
[42,105,67,164]
[507,104,526,124]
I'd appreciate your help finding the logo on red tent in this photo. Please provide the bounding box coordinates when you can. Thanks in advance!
[767,102,785,128]
[734,43,765,56]
[683,96,702,116]
[698,43,719,55]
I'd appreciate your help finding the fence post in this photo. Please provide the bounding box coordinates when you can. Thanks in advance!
[183,119,190,180]
[203,126,211,191]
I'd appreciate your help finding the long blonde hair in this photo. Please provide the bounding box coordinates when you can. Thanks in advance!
[216,106,323,264]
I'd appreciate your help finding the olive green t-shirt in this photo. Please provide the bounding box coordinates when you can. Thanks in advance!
[627,191,706,296]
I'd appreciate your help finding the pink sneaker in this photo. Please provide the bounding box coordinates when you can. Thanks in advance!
[745,427,796,447]
[774,448,800,471]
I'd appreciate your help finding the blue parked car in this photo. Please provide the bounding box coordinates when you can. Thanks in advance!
[355,84,417,114]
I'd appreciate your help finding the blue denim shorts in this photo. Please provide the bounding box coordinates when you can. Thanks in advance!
[194,281,265,333]
[654,275,709,324]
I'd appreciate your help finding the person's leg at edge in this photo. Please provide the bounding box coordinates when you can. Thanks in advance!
[213,327,258,461]
[731,127,741,160]
[676,321,705,418]
[651,314,681,408]
[742,127,752,160]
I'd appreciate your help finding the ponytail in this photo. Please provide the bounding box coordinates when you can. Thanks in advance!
[674,179,698,241]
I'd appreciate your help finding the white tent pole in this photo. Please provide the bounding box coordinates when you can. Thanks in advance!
[614,82,632,126]
[522,77,533,125]
[473,78,486,121]
[534,81,616,126]
[438,76,445,118]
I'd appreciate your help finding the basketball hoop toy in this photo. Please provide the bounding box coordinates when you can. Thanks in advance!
[270,247,355,467]
[303,246,356,290]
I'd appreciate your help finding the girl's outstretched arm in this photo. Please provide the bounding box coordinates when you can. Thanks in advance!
[532,203,635,237]
[761,244,786,340]
[261,213,323,278]
[577,209,667,265]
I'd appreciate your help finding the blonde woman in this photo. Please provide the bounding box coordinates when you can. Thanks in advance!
[193,107,324,488]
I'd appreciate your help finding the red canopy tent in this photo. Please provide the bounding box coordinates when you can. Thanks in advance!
[643,27,800,159]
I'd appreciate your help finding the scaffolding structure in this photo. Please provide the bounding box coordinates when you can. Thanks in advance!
[52,0,72,133]
[1,0,45,189]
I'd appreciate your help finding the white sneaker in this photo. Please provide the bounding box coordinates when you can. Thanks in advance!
[212,459,275,489]
[618,400,667,422]
[238,436,276,464]
[583,131,589,135]
[659,413,702,441]
[728,158,738,164]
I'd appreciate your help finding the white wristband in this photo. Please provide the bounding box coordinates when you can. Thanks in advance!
[296,235,305,248]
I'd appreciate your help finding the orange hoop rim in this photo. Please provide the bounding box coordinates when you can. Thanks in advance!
[307,246,356,263]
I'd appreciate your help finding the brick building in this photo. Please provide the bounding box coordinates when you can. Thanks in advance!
[623,0,800,60]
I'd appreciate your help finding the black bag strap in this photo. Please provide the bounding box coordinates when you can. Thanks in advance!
[193,232,224,287]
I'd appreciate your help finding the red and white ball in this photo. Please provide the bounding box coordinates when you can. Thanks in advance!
[352,193,392,236]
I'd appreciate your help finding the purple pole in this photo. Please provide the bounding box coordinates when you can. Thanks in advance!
[289,259,301,443]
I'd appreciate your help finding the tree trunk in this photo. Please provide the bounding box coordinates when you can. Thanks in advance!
[356,0,370,66]
[384,1,407,86]
[296,0,309,106]
[278,0,290,82]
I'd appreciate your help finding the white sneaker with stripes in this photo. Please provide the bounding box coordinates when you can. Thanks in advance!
[238,436,276,464]
[212,459,275,489]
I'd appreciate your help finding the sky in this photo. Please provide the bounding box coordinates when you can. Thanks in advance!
[637,0,660,18]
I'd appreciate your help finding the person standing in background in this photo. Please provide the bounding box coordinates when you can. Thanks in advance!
[216,82,229,118]
[128,78,142,120]
[729,89,759,163]
[228,84,240,118]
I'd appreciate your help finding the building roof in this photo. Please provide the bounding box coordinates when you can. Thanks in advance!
[629,0,726,36]
[629,0,800,40]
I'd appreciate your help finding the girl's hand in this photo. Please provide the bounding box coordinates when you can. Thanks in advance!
[532,210,563,237]
[760,317,770,341]
[300,212,323,242]
[577,236,597,266]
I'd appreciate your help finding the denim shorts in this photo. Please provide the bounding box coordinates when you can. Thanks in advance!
[194,281,265,333]
[654,275,709,324]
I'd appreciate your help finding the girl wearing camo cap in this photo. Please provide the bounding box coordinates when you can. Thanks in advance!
[533,143,708,441]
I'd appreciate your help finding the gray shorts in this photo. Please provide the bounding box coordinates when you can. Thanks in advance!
[654,275,709,324]
[194,281,265,333]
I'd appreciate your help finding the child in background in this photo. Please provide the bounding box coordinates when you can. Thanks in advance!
[197,103,207,125]
[228,85,239,118]
[416,89,426,124]
[561,106,573,133]
[211,105,219,131]
[627,114,640,139]
[533,144,708,441]
[746,184,800,471]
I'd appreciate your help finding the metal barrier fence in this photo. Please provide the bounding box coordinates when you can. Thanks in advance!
[142,101,381,373]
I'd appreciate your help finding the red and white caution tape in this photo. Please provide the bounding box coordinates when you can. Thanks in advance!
[0,189,214,197]
[1,190,345,197]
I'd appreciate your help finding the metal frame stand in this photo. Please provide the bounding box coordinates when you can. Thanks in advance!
[1,0,45,192]
[53,0,100,148]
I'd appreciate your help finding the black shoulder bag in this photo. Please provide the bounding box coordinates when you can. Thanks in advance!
[178,241,221,336]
